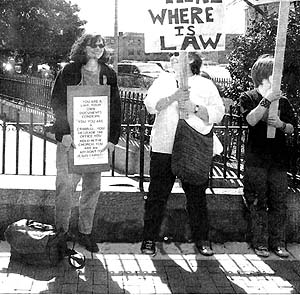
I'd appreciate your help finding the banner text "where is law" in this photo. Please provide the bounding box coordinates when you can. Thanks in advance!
[144,0,225,52]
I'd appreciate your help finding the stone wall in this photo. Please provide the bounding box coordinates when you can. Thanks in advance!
[1,184,299,243]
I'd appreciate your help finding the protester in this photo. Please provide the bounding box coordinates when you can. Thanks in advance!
[51,33,121,252]
[141,52,225,256]
[239,54,296,258]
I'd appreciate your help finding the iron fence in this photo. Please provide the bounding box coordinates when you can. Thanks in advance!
[0,75,52,111]
[0,74,298,191]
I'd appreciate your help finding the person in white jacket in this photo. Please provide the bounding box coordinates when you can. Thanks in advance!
[141,52,225,256]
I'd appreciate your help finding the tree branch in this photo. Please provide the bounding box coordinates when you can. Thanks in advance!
[242,0,268,18]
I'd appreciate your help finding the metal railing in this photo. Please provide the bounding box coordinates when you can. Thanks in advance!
[0,75,52,111]
[0,74,298,192]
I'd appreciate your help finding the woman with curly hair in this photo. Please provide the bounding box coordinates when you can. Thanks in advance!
[51,33,121,252]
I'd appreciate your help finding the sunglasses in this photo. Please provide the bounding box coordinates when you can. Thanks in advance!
[87,43,105,49]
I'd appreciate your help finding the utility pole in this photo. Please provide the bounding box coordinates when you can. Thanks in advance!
[113,0,119,75]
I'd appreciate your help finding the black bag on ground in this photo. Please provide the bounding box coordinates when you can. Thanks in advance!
[4,219,67,267]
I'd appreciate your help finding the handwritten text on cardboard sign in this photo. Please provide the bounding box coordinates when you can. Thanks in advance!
[145,0,225,52]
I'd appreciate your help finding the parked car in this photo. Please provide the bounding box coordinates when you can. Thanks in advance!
[118,61,163,78]
[117,61,163,89]
[202,62,231,80]
[147,60,173,72]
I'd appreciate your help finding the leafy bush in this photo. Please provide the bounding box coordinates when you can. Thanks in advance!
[225,7,300,111]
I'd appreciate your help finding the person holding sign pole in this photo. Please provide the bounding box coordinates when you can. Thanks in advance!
[51,33,121,252]
[141,52,224,256]
[239,54,296,258]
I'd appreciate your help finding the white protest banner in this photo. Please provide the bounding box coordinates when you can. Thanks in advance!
[144,0,226,53]
[249,0,292,5]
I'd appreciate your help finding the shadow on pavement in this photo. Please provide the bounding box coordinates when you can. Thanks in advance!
[1,241,300,294]
[2,256,127,294]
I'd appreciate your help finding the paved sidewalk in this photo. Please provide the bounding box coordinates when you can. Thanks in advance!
[1,240,300,294]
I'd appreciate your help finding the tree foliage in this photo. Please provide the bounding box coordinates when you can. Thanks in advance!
[0,0,86,71]
[225,5,300,110]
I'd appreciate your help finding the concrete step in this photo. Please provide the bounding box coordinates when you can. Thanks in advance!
[0,175,299,244]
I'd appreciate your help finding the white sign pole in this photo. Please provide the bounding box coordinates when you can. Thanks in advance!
[178,51,188,119]
[267,0,290,138]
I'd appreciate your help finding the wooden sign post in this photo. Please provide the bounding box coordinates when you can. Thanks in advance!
[267,0,290,138]
[178,51,188,119]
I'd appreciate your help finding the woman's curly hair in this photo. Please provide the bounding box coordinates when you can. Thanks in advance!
[69,33,108,64]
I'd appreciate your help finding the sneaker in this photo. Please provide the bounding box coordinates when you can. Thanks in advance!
[78,233,99,253]
[254,246,270,257]
[141,240,156,256]
[196,241,214,256]
[272,246,289,258]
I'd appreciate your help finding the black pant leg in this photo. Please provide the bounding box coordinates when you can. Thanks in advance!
[244,165,269,248]
[143,152,176,241]
[267,167,288,248]
[181,181,209,242]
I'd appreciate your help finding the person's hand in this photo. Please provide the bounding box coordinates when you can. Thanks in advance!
[176,89,190,116]
[267,114,283,128]
[61,134,76,151]
[100,142,115,153]
[266,91,281,102]
[178,99,195,114]
[172,88,189,102]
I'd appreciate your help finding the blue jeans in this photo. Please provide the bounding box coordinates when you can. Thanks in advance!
[55,143,101,234]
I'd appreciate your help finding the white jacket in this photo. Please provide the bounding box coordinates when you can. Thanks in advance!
[144,72,225,154]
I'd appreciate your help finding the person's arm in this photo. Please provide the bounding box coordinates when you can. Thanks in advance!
[246,91,281,126]
[267,114,294,134]
[144,73,178,114]
[156,88,188,112]
[203,82,225,124]
[50,69,71,142]
[155,92,178,112]
[108,71,121,145]
[178,80,224,123]
[268,97,296,135]
[143,79,161,114]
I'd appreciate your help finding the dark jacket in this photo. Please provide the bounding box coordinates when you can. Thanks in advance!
[239,89,297,169]
[51,61,121,144]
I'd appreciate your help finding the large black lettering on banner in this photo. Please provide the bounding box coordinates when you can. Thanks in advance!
[145,0,225,52]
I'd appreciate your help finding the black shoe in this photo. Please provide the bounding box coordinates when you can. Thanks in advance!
[78,233,99,253]
[196,241,214,256]
[272,246,289,258]
[141,240,156,256]
[65,231,76,242]
[254,246,270,257]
